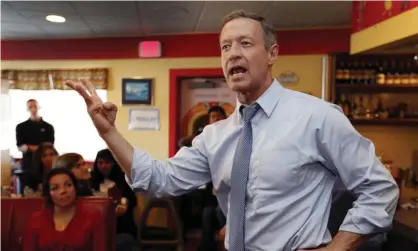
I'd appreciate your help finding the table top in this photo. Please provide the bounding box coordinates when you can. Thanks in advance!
[393,205,418,243]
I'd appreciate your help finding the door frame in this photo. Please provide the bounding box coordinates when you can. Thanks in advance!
[168,68,224,157]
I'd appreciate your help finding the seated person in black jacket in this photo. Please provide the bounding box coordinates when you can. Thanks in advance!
[91,149,138,251]
[198,187,226,251]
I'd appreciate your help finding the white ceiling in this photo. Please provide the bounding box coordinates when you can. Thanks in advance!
[1,1,352,39]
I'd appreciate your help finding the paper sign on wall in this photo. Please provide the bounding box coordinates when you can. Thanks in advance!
[278,70,300,85]
[128,108,160,130]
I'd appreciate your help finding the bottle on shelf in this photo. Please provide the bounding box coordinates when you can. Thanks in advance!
[406,167,415,188]
[343,61,351,85]
[351,61,360,84]
[374,97,389,120]
[402,60,412,85]
[336,93,351,117]
[376,60,387,85]
[334,93,343,108]
[359,61,367,84]
[394,60,402,85]
[365,61,376,85]
[409,59,418,85]
[405,99,415,118]
[364,94,375,120]
[353,95,367,119]
[343,94,352,118]
[385,60,396,85]
[351,95,358,117]
[335,61,344,85]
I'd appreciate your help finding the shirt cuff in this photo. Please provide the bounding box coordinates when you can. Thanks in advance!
[339,208,392,235]
[124,148,153,193]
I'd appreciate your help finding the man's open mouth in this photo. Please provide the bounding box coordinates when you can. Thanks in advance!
[229,66,247,77]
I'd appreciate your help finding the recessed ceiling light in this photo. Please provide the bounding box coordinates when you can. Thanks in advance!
[46,15,66,23]
[414,55,418,61]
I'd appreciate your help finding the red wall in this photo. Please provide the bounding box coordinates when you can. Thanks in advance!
[1,28,350,60]
[352,0,418,33]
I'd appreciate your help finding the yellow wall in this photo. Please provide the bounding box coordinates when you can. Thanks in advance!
[1,55,326,160]
[356,125,418,168]
[273,55,325,97]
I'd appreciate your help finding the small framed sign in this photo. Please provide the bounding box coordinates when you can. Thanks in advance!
[277,70,300,85]
[122,78,153,105]
[128,108,160,131]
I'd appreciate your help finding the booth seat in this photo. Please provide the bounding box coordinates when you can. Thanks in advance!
[1,197,116,251]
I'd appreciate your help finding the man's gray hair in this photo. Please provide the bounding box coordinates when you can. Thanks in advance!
[222,10,278,50]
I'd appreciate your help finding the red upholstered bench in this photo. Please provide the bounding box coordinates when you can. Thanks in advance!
[81,196,116,251]
[1,199,14,250]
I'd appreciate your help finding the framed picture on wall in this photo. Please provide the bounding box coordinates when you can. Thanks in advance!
[122,78,153,105]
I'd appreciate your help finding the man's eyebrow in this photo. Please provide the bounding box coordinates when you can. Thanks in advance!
[220,35,251,44]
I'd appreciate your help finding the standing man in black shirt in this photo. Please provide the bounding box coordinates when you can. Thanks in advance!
[16,99,55,190]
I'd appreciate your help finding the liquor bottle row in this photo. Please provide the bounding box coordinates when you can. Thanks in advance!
[335,93,418,120]
[335,58,418,85]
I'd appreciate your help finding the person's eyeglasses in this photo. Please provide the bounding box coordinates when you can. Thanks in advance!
[76,162,86,168]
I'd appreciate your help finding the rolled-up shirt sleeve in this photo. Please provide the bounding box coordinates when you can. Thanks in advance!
[317,105,399,235]
[125,132,211,197]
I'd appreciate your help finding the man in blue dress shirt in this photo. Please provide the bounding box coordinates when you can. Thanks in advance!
[67,10,399,251]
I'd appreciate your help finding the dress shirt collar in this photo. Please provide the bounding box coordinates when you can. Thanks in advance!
[236,79,284,122]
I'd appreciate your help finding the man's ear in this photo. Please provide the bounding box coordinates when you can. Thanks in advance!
[267,44,279,66]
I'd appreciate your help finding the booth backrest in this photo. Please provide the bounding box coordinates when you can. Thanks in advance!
[1,197,116,251]
[80,196,116,251]
[10,198,44,251]
[1,199,14,251]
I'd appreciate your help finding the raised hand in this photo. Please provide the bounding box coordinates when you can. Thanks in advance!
[65,79,118,136]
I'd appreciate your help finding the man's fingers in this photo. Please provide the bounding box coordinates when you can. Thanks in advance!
[103,102,118,111]
[89,103,102,113]
[65,80,76,90]
[65,80,92,104]
[80,78,97,96]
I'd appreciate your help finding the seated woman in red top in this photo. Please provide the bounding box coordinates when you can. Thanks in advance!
[22,168,106,251]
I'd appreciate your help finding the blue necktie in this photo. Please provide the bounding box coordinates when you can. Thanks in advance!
[229,103,260,251]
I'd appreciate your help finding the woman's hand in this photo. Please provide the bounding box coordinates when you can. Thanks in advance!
[115,204,128,216]
[115,197,129,216]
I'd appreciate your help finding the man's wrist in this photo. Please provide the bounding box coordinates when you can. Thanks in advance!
[100,126,118,142]
[325,231,366,251]
[324,244,342,251]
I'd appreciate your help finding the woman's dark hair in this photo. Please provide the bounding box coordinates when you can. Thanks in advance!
[208,105,227,118]
[91,149,125,190]
[33,143,58,183]
[54,153,83,170]
[42,167,78,207]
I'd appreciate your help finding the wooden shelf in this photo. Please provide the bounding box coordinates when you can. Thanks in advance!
[336,84,418,93]
[350,118,418,126]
